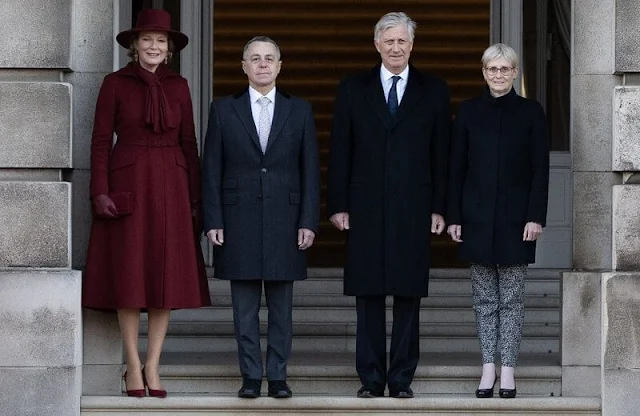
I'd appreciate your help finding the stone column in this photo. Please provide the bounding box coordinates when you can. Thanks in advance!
[63,0,124,397]
[566,0,640,414]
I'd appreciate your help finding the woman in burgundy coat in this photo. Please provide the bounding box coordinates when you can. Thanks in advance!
[82,9,210,397]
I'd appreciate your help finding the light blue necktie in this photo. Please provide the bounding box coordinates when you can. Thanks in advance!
[388,75,400,116]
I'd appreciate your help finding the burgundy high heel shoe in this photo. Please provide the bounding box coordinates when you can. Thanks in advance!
[123,371,146,397]
[142,367,167,398]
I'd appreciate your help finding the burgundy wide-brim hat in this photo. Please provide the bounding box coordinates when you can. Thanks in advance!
[116,9,188,52]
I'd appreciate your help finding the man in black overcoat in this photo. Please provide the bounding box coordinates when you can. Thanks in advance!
[202,36,320,399]
[326,12,451,398]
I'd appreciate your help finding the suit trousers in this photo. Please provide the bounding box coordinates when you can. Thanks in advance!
[230,280,294,381]
[355,295,421,392]
[470,263,527,367]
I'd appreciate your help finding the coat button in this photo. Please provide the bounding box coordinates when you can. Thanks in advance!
[261,168,267,173]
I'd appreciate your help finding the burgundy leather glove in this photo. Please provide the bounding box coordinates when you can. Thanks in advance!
[93,194,118,219]
[192,203,203,239]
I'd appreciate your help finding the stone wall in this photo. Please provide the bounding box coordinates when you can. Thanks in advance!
[0,0,120,414]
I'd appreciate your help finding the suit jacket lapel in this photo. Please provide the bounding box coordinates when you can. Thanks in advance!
[231,90,262,152]
[364,65,393,129]
[265,89,292,154]
[392,65,425,126]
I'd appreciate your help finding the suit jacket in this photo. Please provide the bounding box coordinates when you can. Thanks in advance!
[447,87,549,264]
[327,64,451,297]
[202,88,320,281]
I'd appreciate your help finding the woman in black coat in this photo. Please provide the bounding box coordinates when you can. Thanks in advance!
[447,43,549,399]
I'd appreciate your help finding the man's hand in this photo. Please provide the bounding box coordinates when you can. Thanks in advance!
[329,212,350,231]
[206,229,224,246]
[447,224,462,242]
[431,213,445,235]
[523,222,542,241]
[298,228,315,250]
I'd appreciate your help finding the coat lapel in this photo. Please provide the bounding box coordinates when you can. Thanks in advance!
[265,89,292,154]
[392,65,425,126]
[364,65,393,129]
[231,90,262,152]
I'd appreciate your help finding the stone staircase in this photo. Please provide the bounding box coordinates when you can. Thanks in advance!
[80,268,602,415]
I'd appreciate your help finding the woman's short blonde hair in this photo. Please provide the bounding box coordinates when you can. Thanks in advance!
[481,43,518,68]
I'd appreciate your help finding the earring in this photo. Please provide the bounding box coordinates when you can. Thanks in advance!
[133,51,138,62]
[164,56,168,64]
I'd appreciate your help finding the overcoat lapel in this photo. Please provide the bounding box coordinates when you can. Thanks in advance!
[392,65,425,126]
[265,90,292,153]
[231,90,262,152]
[364,65,393,129]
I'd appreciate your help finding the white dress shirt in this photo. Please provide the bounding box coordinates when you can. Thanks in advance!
[249,86,276,133]
[380,64,409,105]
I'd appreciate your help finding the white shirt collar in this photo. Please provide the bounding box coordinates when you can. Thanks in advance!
[249,85,277,104]
[380,64,409,83]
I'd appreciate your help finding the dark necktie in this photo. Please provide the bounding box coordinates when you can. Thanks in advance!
[388,75,400,116]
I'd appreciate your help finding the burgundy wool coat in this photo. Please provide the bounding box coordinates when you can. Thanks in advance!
[82,63,211,311]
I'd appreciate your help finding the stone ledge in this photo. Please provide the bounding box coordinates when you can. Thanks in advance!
[0,82,72,168]
[612,186,640,269]
[614,86,640,171]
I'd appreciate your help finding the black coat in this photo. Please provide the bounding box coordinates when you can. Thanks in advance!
[447,87,549,264]
[202,89,320,280]
[327,64,451,297]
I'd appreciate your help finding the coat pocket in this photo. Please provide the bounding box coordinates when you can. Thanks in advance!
[175,154,188,170]
[109,152,137,171]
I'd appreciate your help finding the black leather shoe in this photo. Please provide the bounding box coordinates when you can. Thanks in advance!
[389,386,414,398]
[476,373,497,398]
[499,388,517,398]
[237,378,261,398]
[357,386,384,398]
[268,380,292,398]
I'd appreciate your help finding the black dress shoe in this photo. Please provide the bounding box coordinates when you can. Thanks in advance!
[476,373,497,398]
[389,386,414,398]
[357,386,384,398]
[268,380,292,398]
[237,378,261,398]
[499,388,517,398]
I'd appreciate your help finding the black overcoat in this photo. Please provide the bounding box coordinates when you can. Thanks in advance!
[327,64,451,297]
[201,89,320,280]
[447,87,549,264]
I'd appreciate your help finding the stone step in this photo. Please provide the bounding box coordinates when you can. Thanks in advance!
[147,352,563,396]
[143,333,559,354]
[160,306,559,325]
[81,395,601,416]
[150,321,559,338]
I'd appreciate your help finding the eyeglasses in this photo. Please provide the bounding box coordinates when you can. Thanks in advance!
[484,66,515,76]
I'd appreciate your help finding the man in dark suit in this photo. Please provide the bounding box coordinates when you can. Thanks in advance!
[327,12,450,398]
[202,36,320,399]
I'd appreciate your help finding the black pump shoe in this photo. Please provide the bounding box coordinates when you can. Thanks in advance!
[475,373,497,398]
[499,387,517,398]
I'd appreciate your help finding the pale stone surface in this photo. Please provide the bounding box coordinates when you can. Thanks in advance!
[572,75,618,172]
[0,270,81,367]
[83,309,122,365]
[82,364,123,396]
[572,172,620,269]
[613,186,640,269]
[573,0,615,75]
[70,0,114,72]
[603,273,640,369]
[615,0,640,72]
[562,366,601,397]
[0,169,61,181]
[0,82,71,168]
[0,367,80,416]
[603,368,640,416]
[67,169,92,268]
[0,0,71,68]
[561,272,601,366]
[63,73,109,170]
[613,86,640,171]
[0,182,71,268]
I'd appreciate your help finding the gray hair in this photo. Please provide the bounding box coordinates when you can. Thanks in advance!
[242,36,281,61]
[481,43,519,68]
[374,12,416,42]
